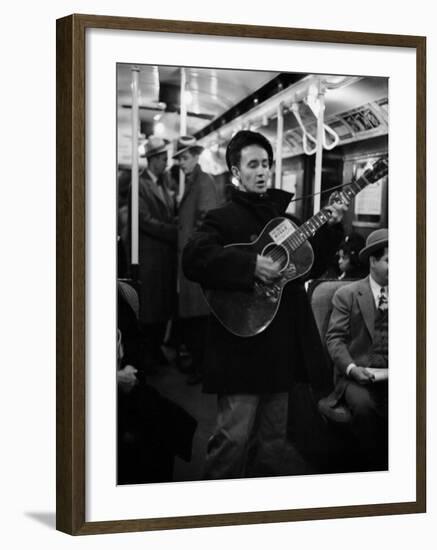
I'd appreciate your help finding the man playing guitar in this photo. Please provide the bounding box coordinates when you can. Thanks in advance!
[183,130,350,480]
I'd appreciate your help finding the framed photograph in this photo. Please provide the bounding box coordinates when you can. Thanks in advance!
[56,14,426,535]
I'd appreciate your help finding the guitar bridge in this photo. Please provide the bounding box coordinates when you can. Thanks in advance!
[282,263,297,277]
[254,281,281,302]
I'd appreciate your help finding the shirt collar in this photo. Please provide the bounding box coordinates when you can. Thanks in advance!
[369,275,388,306]
[186,163,201,182]
[146,168,158,184]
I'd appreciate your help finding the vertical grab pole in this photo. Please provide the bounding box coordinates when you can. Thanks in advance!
[174,68,188,359]
[275,103,284,189]
[177,67,187,204]
[130,67,140,279]
[313,85,326,214]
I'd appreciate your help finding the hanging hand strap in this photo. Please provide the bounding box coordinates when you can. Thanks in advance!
[291,102,340,154]
[291,102,318,155]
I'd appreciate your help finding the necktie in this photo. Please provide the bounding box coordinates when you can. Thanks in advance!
[378,286,388,311]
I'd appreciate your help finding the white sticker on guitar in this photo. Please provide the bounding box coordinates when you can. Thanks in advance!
[269,219,296,244]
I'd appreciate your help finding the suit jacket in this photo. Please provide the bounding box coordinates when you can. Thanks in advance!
[137,170,177,323]
[325,277,382,403]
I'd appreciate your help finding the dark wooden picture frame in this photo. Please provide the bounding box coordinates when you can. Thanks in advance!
[56,13,426,535]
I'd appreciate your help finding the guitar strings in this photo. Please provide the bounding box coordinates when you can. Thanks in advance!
[263,162,387,265]
[287,158,386,203]
[260,159,387,274]
[265,189,348,264]
[267,217,321,263]
[287,180,352,203]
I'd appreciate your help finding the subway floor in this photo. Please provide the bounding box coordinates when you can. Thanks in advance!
[144,346,365,483]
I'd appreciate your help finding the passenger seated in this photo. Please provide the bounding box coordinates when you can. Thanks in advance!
[117,328,138,394]
[323,232,368,280]
[324,229,388,470]
[336,232,368,280]
[117,281,197,485]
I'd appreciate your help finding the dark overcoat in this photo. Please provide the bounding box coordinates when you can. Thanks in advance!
[182,187,343,395]
[178,164,218,318]
[138,170,177,324]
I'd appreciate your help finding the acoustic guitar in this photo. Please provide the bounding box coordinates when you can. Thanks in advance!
[204,156,388,337]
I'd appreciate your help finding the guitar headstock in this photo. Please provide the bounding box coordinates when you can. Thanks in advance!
[362,155,389,184]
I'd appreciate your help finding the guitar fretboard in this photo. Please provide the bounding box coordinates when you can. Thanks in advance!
[285,161,386,253]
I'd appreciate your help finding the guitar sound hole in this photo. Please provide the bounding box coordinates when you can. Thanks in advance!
[262,243,289,271]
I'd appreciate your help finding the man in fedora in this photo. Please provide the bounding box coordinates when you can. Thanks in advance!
[325,228,389,470]
[137,135,177,371]
[173,135,218,384]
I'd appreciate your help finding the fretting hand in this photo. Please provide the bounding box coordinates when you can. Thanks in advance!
[326,191,350,225]
[255,255,281,284]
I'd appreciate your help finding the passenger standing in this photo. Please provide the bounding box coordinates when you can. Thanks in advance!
[137,136,177,371]
[182,130,348,479]
[173,136,218,384]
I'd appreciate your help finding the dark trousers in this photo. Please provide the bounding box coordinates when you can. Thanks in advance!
[140,321,168,369]
[344,380,388,469]
[182,316,208,375]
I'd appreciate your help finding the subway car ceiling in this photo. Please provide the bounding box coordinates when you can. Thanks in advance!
[117,64,388,170]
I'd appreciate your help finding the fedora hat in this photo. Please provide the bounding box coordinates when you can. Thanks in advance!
[358,228,388,262]
[143,135,169,158]
[172,135,204,158]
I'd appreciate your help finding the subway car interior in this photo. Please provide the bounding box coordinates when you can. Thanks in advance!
[117,64,389,484]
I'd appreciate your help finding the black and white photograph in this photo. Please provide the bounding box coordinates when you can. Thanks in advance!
[116,64,390,486]
[2,0,434,544]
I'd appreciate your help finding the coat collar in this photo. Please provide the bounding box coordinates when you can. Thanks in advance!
[179,164,202,206]
[185,163,202,183]
[230,187,292,215]
[139,170,173,210]
[356,276,375,340]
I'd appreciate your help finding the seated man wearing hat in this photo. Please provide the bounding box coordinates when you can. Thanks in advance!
[325,228,389,470]
[173,136,218,385]
[137,136,177,371]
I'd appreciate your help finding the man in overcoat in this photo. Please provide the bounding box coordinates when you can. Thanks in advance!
[173,136,219,384]
[325,229,389,470]
[137,136,177,370]
[182,130,348,479]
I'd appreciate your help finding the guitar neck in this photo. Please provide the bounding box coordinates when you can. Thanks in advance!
[286,163,384,252]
